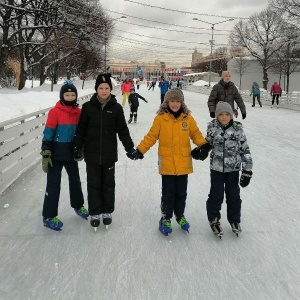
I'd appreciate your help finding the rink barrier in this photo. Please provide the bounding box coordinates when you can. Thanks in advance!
[183,84,300,111]
[0,93,95,194]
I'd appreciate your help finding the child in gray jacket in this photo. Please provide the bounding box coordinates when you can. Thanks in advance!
[192,101,253,238]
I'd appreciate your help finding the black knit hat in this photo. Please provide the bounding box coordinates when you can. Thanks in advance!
[60,81,77,101]
[95,73,113,91]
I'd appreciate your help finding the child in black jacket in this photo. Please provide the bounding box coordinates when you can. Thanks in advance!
[128,87,148,123]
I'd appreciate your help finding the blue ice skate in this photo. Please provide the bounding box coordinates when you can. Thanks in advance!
[159,219,172,236]
[176,215,190,232]
[43,216,63,231]
[74,206,89,220]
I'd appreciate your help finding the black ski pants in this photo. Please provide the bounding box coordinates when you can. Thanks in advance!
[160,93,165,104]
[272,94,280,105]
[42,159,84,218]
[161,174,188,220]
[252,95,262,106]
[86,163,115,216]
[206,170,241,223]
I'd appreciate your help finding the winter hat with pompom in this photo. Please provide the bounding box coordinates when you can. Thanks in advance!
[95,73,113,91]
[59,81,78,106]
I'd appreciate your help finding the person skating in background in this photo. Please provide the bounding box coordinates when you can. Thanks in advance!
[250,82,262,107]
[148,79,156,91]
[191,101,253,239]
[158,75,170,104]
[128,86,148,124]
[121,78,132,106]
[73,73,137,231]
[41,81,88,231]
[136,78,141,90]
[127,88,208,236]
[208,71,246,120]
[270,81,282,108]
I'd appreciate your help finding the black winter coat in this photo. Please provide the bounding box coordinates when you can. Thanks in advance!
[74,94,134,165]
[208,79,246,114]
[128,93,146,108]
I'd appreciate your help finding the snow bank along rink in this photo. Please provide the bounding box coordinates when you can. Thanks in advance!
[0,83,300,300]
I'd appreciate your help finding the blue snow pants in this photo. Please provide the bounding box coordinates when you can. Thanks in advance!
[161,174,188,220]
[207,170,241,223]
[42,159,84,218]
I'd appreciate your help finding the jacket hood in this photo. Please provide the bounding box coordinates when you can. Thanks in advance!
[157,99,191,115]
[218,79,234,87]
[253,82,259,86]
[54,100,79,113]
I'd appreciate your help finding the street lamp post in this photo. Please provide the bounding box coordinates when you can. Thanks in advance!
[104,16,126,72]
[193,18,234,87]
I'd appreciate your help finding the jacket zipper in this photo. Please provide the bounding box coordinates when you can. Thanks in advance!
[100,109,103,164]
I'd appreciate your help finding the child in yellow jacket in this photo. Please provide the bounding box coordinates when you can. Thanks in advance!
[127,88,208,236]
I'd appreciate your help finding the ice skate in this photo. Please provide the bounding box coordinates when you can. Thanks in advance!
[43,216,63,231]
[277,105,279,108]
[176,215,190,232]
[271,105,273,108]
[102,213,112,229]
[128,118,132,124]
[231,223,242,237]
[134,118,137,123]
[90,214,101,231]
[74,206,89,220]
[159,218,172,236]
[209,217,223,239]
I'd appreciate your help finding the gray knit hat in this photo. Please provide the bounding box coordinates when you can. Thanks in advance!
[215,101,233,119]
[164,88,184,103]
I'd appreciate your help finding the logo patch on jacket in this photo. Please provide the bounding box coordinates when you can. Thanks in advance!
[182,122,188,131]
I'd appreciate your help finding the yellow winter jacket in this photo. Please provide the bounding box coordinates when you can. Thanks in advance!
[137,112,206,175]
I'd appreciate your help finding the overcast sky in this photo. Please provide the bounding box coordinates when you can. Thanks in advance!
[99,0,269,67]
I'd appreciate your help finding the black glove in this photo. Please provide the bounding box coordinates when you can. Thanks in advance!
[240,170,252,188]
[126,148,144,160]
[210,112,215,118]
[74,147,84,161]
[242,113,246,120]
[191,143,211,161]
[40,150,53,173]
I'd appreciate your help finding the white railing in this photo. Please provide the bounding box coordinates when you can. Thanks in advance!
[0,93,94,194]
[183,84,300,110]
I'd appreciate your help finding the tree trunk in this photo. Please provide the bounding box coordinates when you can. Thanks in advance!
[286,73,290,93]
[262,68,268,90]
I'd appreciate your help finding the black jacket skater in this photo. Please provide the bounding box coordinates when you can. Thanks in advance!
[207,79,246,115]
[74,93,134,165]
[128,93,147,108]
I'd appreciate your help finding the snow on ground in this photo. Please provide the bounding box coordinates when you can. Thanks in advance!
[0,83,300,299]
[0,79,119,122]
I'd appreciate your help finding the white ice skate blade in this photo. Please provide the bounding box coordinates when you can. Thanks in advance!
[94,227,97,232]
[106,225,109,230]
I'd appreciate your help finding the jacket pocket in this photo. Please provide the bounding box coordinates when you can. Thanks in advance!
[158,147,172,157]
[182,148,191,157]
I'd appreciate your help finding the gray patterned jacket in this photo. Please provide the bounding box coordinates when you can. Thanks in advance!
[206,119,253,173]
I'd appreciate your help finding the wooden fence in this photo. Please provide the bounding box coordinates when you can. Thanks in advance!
[0,93,94,194]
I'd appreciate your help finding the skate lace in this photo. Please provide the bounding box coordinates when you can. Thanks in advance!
[78,207,88,215]
[178,217,188,227]
[91,214,101,220]
[102,213,111,219]
[162,220,172,229]
[51,217,61,224]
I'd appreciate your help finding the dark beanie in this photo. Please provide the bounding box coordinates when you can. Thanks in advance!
[95,73,113,91]
[60,81,78,101]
